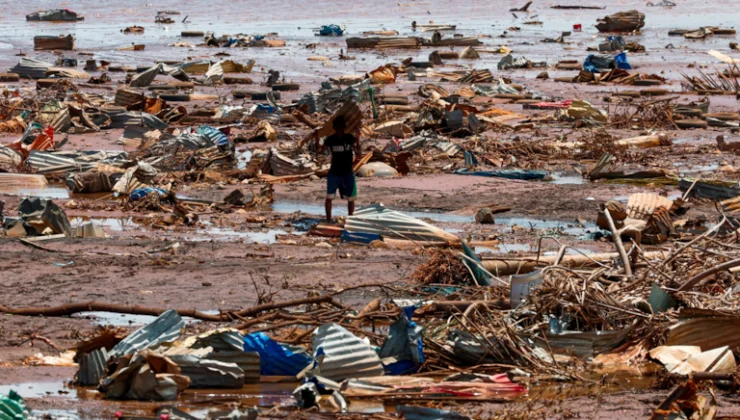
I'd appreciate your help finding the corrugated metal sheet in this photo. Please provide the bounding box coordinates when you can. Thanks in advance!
[204,62,223,85]
[207,351,260,383]
[109,309,184,360]
[680,178,740,200]
[115,89,145,107]
[50,108,71,133]
[10,57,50,79]
[188,329,244,352]
[722,196,740,216]
[312,323,384,381]
[269,149,316,176]
[169,354,244,388]
[48,67,89,79]
[196,126,229,147]
[626,193,673,220]
[27,150,127,174]
[344,204,460,244]
[220,59,255,73]
[180,60,210,74]
[0,146,22,170]
[0,173,47,188]
[77,348,108,386]
[131,63,189,88]
[27,150,82,174]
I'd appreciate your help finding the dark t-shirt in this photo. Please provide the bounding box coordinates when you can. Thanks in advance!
[325,133,356,175]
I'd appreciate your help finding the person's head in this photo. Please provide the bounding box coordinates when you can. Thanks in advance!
[332,116,347,134]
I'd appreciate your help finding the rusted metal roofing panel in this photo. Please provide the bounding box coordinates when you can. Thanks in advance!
[312,323,384,381]
[626,193,673,220]
[345,203,460,244]
[34,35,76,51]
[115,89,145,107]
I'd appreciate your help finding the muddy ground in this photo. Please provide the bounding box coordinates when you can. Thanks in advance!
[1,0,740,418]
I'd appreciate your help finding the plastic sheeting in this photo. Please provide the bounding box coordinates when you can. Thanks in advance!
[318,24,346,36]
[453,168,547,180]
[243,332,311,376]
[379,309,424,374]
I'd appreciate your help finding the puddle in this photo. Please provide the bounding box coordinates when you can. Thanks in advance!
[476,243,532,253]
[183,382,297,407]
[0,186,70,199]
[548,173,585,185]
[497,217,597,236]
[192,227,300,243]
[0,381,76,399]
[74,310,220,327]
[286,217,324,232]
[69,217,137,232]
[272,201,472,223]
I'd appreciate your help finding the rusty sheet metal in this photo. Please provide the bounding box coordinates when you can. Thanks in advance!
[206,351,260,384]
[0,146,23,171]
[345,203,461,244]
[721,196,740,215]
[269,149,316,176]
[49,108,71,133]
[312,323,384,381]
[595,10,645,32]
[667,317,740,350]
[115,89,146,107]
[0,173,48,189]
[626,193,673,220]
[34,35,76,50]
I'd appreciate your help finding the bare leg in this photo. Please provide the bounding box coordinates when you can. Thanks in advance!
[325,198,332,222]
[348,200,355,216]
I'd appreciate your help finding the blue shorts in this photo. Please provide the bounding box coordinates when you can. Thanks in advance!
[326,173,357,201]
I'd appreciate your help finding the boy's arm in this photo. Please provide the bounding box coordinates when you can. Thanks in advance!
[314,130,325,153]
[353,133,362,156]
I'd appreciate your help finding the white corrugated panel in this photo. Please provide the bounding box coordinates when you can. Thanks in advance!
[312,324,384,381]
[345,203,460,243]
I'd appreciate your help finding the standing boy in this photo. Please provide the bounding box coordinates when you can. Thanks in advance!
[315,116,361,221]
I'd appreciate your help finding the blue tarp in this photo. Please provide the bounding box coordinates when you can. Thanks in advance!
[318,24,344,36]
[615,52,632,70]
[583,52,631,72]
[129,187,167,201]
[243,332,311,376]
[454,168,547,181]
[379,308,424,375]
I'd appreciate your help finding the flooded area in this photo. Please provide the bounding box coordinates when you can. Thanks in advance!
[2,0,740,418]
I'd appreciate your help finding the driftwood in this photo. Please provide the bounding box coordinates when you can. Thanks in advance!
[0,294,342,322]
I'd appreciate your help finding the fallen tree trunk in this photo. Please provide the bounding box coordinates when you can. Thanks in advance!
[482,250,668,276]
[416,299,511,314]
[0,294,340,322]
